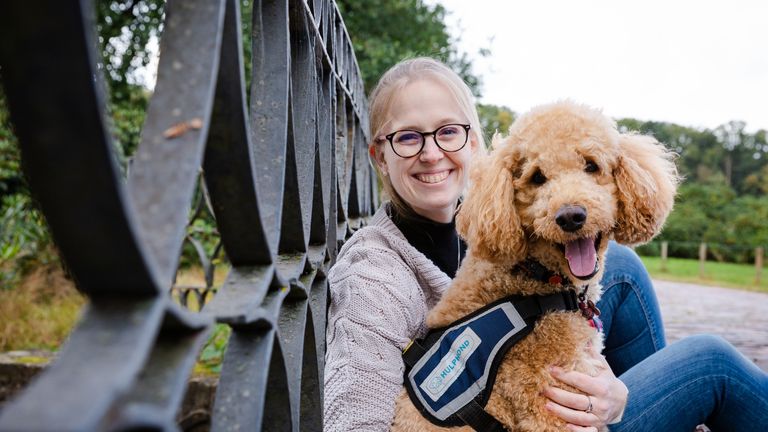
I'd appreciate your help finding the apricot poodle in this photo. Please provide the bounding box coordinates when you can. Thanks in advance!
[391,101,679,431]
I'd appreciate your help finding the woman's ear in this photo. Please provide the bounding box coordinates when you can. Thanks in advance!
[370,143,388,175]
[613,134,680,244]
[457,147,526,263]
[468,129,480,154]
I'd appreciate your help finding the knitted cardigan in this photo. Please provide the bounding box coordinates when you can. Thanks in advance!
[324,205,453,431]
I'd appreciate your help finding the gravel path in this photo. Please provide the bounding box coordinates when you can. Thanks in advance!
[654,279,768,371]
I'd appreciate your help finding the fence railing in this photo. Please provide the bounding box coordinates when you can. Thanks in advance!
[0,0,376,430]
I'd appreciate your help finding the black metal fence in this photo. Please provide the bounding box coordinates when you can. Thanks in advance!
[0,0,376,430]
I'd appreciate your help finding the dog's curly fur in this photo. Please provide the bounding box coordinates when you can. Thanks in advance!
[391,101,680,432]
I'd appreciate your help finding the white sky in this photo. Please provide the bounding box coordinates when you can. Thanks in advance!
[433,0,768,132]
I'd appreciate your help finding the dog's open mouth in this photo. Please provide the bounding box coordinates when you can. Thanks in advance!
[559,232,602,280]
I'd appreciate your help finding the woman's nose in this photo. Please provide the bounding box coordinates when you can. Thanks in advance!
[419,136,444,162]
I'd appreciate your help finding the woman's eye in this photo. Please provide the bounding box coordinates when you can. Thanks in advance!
[585,160,599,173]
[438,126,459,137]
[395,132,421,145]
[531,170,547,185]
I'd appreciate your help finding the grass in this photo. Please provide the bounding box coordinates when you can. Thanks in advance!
[0,265,86,352]
[0,264,230,375]
[639,255,768,293]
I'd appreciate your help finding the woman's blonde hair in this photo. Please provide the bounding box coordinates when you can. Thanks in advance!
[368,57,486,218]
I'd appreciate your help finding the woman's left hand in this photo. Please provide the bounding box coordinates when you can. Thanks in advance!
[542,345,628,431]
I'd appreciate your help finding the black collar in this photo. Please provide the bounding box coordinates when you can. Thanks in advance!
[513,259,573,287]
[513,259,602,321]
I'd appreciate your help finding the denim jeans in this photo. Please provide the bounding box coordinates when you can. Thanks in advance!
[598,243,768,431]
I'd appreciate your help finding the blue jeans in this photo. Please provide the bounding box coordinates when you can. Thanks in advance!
[598,243,768,431]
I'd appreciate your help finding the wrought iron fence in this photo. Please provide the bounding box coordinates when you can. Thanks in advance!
[0,0,376,430]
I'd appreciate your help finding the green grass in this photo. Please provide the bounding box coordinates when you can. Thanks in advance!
[639,256,768,293]
[1,264,231,376]
[0,265,86,352]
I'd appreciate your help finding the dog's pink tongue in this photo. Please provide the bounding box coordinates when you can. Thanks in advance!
[565,238,596,277]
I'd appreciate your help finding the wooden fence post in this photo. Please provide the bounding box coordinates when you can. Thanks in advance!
[660,241,668,272]
[756,247,764,285]
[698,242,707,279]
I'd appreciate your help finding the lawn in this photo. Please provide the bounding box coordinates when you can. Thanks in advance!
[639,256,768,293]
[0,265,227,353]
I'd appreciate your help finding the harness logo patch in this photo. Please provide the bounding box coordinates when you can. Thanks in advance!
[419,327,482,401]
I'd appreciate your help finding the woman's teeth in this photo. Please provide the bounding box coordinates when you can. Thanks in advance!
[415,171,449,183]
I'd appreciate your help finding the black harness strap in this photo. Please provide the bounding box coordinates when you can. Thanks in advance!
[402,290,579,431]
[456,399,507,432]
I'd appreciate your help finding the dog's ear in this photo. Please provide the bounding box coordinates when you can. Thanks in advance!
[457,146,526,262]
[613,133,680,244]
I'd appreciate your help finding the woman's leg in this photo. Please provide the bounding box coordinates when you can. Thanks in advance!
[597,242,666,376]
[613,334,768,432]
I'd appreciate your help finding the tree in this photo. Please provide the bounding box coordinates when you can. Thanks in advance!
[336,0,482,95]
[0,88,23,198]
[477,103,515,143]
[95,0,164,103]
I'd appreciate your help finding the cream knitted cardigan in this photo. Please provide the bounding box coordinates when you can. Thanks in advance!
[324,205,453,431]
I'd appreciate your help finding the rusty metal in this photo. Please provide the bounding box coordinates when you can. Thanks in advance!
[0,0,373,430]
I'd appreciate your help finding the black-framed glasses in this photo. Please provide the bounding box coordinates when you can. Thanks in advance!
[384,123,471,158]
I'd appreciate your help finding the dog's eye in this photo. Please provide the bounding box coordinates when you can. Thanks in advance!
[585,160,599,173]
[531,170,547,185]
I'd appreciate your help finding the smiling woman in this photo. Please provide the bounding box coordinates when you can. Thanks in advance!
[367,60,486,223]
[370,78,478,223]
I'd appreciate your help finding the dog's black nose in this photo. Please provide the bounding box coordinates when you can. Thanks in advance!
[555,205,587,232]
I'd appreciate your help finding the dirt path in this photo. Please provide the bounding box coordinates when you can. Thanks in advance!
[654,279,768,371]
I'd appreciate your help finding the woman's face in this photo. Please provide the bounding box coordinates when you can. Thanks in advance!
[375,78,478,223]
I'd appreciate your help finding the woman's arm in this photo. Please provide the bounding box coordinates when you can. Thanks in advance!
[324,248,427,431]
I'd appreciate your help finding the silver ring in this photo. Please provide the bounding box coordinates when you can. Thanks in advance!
[584,395,593,414]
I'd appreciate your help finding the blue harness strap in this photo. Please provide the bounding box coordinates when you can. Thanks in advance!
[402,290,579,430]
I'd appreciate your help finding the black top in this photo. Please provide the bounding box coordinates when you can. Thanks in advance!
[389,204,468,278]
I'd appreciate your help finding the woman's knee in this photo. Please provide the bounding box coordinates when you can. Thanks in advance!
[603,242,650,285]
[670,334,746,372]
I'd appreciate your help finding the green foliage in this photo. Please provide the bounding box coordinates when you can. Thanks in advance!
[1,89,56,287]
[642,182,768,263]
[195,323,231,375]
[336,0,482,95]
[617,118,768,195]
[179,210,222,269]
[109,88,151,169]
[0,194,58,290]
[0,89,24,198]
[477,103,516,143]
[95,0,165,103]
[0,195,50,263]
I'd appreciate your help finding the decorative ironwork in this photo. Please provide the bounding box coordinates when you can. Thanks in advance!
[0,0,375,430]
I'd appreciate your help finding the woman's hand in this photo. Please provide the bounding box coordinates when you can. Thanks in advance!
[542,346,628,431]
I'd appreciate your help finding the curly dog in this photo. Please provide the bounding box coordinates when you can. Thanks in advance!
[392,101,679,431]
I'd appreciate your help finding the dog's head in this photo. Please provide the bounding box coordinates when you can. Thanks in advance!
[457,101,679,283]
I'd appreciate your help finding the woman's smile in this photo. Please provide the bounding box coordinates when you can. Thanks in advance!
[414,169,452,184]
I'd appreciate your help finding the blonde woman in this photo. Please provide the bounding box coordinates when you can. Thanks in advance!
[323,57,768,432]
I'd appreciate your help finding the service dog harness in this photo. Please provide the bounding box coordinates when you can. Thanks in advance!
[402,261,602,431]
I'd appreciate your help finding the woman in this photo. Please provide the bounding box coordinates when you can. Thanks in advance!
[323,57,768,432]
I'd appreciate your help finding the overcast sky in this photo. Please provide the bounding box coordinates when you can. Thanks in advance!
[432,0,768,132]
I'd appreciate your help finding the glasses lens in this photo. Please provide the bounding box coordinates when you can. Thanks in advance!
[435,124,468,151]
[392,131,423,157]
